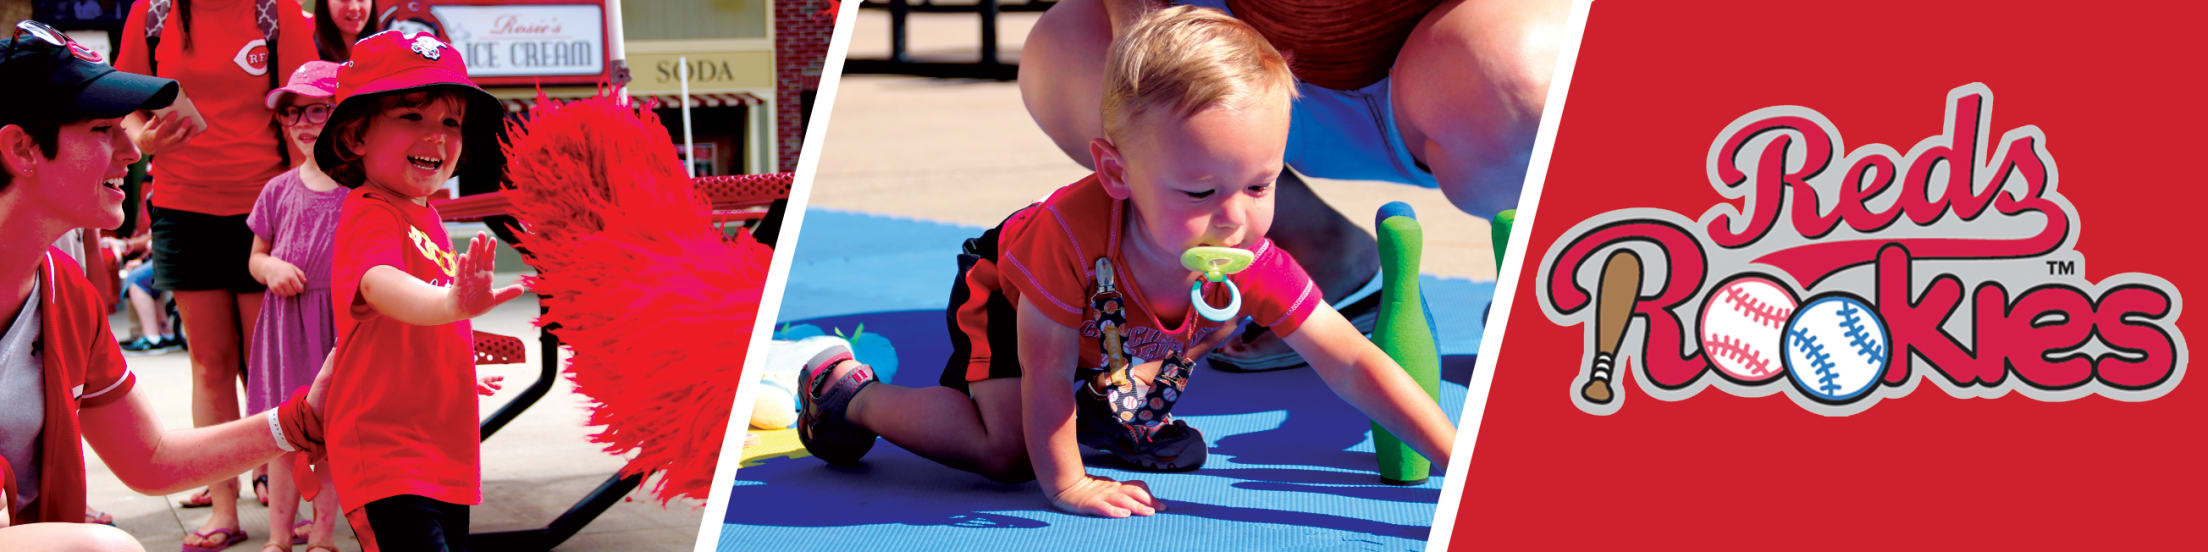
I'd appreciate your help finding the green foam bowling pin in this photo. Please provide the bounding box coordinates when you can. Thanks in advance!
[1373,203,1441,485]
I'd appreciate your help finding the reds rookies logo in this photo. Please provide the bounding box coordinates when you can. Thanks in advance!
[1536,83,2186,416]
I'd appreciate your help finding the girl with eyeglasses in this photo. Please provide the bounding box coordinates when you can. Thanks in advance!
[241,60,344,552]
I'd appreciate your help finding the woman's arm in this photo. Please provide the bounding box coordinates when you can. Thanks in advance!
[77,354,333,495]
[1285,305,1457,466]
[77,391,283,495]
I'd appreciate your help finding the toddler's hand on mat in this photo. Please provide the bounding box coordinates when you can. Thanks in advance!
[450,232,526,319]
[1049,474,1163,518]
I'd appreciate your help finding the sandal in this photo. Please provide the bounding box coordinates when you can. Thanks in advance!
[182,527,247,552]
[86,506,115,526]
[252,475,270,507]
[178,487,221,508]
[1075,383,1207,471]
[795,340,878,465]
[1208,273,1385,372]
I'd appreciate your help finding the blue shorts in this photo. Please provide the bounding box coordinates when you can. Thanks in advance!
[1178,0,1440,188]
[127,261,158,294]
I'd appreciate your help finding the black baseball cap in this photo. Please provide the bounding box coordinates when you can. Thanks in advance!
[0,20,178,124]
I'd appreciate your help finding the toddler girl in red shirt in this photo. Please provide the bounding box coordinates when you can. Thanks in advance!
[315,31,521,552]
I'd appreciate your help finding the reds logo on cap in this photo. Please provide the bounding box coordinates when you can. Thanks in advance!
[409,34,444,60]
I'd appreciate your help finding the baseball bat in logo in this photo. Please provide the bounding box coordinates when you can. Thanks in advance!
[1537,83,2186,416]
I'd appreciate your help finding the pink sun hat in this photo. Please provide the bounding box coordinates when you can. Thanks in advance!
[264,60,343,109]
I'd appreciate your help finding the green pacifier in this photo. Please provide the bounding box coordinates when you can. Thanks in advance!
[1181,246,1254,322]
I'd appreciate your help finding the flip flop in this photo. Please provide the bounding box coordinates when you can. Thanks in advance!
[1208,273,1384,372]
[290,519,312,545]
[85,506,115,526]
[182,527,247,552]
[252,475,270,507]
[178,488,218,508]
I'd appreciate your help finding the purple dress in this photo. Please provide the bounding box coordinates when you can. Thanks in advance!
[245,168,348,414]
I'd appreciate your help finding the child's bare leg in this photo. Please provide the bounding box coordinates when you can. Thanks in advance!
[307,468,339,547]
[268,455,304,550]
[128,285,164,337]
[846,375,1031,483]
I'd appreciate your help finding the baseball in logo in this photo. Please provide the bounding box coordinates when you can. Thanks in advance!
[1535,83,2186,416]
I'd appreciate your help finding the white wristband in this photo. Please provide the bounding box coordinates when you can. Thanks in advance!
[268,413,297,453]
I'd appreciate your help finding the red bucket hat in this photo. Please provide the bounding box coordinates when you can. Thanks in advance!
[315,30,505,190]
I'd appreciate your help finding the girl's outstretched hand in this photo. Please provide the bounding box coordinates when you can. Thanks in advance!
[450,232,526,319]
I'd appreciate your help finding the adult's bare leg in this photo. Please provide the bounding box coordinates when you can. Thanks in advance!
[1018,0,1116,168]
[173,289,246,550]
[1392,0,1571,219]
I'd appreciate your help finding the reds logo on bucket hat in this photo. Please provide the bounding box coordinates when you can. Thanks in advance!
[315,30,504,191]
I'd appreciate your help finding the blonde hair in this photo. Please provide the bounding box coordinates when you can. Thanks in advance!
[1101,6,1298,144]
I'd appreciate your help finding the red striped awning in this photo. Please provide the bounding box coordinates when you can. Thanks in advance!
[499,92,768,113]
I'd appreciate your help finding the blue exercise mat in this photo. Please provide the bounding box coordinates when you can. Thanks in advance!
[722,209,1494,551]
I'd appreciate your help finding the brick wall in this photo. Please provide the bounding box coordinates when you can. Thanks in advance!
[774,0,838,172]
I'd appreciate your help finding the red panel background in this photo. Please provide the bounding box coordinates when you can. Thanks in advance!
[1453,1,2204,548]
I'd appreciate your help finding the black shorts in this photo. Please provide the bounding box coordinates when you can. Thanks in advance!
[357,495,470,552]
[149,205,265,293]
[940,223,1027,392]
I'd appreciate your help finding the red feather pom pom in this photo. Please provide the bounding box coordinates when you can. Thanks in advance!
[501,91,770,504]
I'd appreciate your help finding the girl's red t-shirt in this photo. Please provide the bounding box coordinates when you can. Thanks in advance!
[326,189,480,510]
[117,0,316,216]
[997,176,1322,370]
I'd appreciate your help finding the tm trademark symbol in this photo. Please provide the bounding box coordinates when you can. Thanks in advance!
[2047,259,2077,276]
